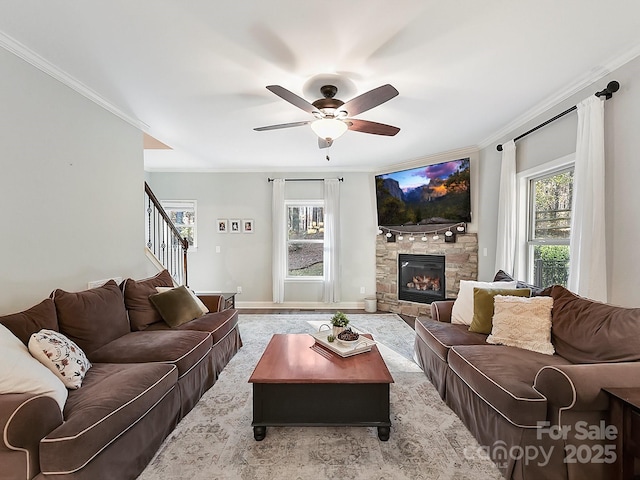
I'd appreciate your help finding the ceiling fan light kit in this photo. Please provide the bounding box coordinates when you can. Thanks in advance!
[310,118,348,141]
[254,82,400,150]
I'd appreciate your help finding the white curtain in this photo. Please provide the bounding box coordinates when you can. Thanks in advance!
[271,179,286,303]
[568,95,607,302]
[494,140,517,275]
[323,179,341,303]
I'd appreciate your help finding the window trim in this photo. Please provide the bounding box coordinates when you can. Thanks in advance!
[515,154,574,285]
[160,199,197,251]
[285,200,325,282]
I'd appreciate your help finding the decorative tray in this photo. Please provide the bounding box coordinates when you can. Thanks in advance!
[309,329,376,358]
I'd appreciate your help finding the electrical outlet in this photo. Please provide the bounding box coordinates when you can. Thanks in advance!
[215,245,221,253]
[360,286,366,294]
[236,286,243,294]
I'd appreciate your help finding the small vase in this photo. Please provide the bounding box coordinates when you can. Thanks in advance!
[333,326,345,337]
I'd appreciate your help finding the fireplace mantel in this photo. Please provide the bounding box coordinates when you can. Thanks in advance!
[376,233,478,316]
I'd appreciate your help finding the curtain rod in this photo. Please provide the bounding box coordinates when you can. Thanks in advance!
[267,177,344,182]
[496,81,620,151]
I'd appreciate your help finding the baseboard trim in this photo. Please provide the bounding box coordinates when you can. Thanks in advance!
[236,301,365,310]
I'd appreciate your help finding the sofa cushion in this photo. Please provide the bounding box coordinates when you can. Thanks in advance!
[88,330,212,379]
[0,323,68,411]
[146,309,239,345]
[121,270,174,331]
[28,329,92,389]
[149,285,204,327]
[0,298,59,346]
[487,295,555,355]
[451,280,517,325]
[469,287,531,334]
[415,317,487,362]
[547,285,640,363]
[448,345,571,427]
[52,280,130,355]
[39,362,178,476]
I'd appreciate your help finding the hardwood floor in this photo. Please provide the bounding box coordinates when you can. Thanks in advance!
[236,308,416,330]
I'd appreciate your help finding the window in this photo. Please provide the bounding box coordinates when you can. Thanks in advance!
[525,167,573,287]
[161,200,197,249]
[287,202,324,278]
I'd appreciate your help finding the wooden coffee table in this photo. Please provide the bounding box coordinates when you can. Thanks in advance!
[248,333,394,441]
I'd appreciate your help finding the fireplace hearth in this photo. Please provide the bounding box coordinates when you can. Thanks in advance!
[398,254,446,304]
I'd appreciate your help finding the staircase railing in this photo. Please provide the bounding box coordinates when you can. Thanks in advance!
[144,182,188,286]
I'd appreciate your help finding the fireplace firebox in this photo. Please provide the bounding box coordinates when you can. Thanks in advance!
[398,254,446,304]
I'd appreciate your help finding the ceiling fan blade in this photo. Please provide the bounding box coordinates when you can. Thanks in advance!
[254,120,311,131]
[318,137,333,149]
[339,84,399,117]
[266,85,319,115]
[347,119,400,136]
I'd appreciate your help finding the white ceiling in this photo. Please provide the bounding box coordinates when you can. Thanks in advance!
[1,1,639,172]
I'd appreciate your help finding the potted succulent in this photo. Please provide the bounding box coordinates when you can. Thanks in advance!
[330,311,349,337]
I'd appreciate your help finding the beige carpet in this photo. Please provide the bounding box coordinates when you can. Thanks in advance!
[138,314,502,479]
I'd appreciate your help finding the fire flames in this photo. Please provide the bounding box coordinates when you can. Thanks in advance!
[406,275,441,292]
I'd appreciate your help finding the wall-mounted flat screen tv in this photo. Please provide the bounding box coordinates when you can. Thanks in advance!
[375,157,471,226]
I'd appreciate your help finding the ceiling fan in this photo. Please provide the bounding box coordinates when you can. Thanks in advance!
[254,84,400,148]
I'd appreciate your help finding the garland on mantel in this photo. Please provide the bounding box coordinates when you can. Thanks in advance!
[377,222,467,241]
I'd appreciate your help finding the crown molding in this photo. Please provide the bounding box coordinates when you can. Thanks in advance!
[478,42,640,150]
[0,31,147,131]
[374,145,478,176]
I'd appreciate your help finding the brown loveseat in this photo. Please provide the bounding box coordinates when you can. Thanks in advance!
[414,275,640,480]
[0,270,242,480]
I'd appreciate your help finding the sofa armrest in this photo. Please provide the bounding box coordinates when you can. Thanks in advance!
[430,300,454,323]
[534,362,640,413]
[197,294,224,313]
[0,393,63,480]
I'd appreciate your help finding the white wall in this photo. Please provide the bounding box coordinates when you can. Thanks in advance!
[0,47,151,313]
[478,54,640,307]
[147,172,377,308]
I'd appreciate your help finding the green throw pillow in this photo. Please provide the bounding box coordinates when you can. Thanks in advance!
[469,287,531,334]
[149,285,203,328]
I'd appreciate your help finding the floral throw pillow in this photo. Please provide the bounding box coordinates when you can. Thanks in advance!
[29,329,92,389]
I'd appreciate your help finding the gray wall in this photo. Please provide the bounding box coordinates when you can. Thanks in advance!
[147,172,377,308]
[2,39,637,312]
[478,54,640,307]
[0,47,152,313]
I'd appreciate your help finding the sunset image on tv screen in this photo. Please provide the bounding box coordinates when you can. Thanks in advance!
[375,157,471,225]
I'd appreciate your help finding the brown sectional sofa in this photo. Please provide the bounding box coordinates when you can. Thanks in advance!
[0,270,242,480]
[414,275,640,480]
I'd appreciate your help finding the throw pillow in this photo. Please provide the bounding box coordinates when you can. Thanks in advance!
[493,270,546,296]
[487,295,555,355]
[52,280,130,356]
[29,329,92,389]
[451,280,517,325]
[156,286,209,315]
[469,287,531,334]
[149,285,204,328]
[121,270,174,331]
[0,323,67,411]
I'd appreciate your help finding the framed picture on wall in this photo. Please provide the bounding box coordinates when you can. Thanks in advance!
[230,219,241,233]
[243,219,254,233]
[216,219,228,233]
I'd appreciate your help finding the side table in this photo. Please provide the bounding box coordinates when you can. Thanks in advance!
[197,292,237,311]
[220,292,236,309]
[604,387,640,480]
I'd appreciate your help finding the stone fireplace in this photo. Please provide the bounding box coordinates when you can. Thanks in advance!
[376,233,478,316]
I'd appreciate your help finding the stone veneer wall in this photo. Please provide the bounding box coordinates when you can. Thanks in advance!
[376,233,478,317]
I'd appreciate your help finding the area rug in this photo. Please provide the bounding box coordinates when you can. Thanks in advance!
[138,314,502,480]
